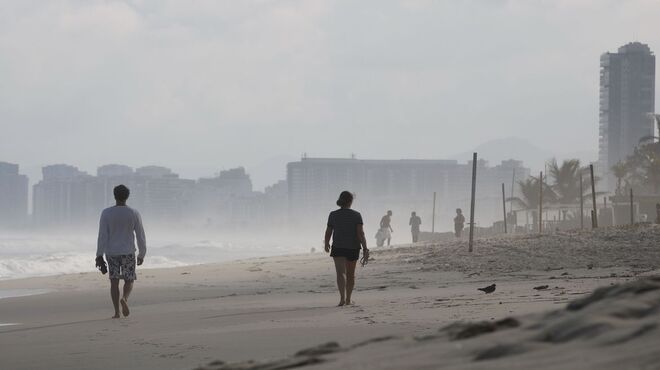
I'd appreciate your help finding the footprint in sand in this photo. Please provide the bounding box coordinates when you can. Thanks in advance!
[354,316,376,324]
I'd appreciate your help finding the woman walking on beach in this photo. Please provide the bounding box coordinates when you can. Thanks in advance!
[324,191,369,306]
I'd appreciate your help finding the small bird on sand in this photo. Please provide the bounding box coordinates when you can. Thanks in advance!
[478,284,496,294]
[533,285,549,290]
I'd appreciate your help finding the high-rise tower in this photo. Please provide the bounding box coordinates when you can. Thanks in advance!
[0,162,28,226]
[598,42,655,192]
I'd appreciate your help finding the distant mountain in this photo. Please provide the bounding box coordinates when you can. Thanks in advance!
[450,137,597,172]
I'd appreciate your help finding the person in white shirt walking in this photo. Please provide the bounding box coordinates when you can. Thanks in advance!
[96,185,147,318]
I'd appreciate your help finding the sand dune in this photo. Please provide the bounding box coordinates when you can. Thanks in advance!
[196,276,660,370]
[386,224,660,275]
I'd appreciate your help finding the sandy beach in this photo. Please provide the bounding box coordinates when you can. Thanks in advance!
[1,225,659,370]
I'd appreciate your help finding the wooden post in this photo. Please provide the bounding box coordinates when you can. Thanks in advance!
[539,171,543,233]
[510,168,516,207]
[590,164,598,228]
[579,172,584,229]
[591,210,595,228]
[630,188,634,225]
[431,191,436,233]
[501,183,507,234]
[510,169,516,233]
[468,153,477,252]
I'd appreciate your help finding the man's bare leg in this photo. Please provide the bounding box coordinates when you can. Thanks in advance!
[345,260,357,305]
[333,257,347,306]
[110,279,121,318]
[120,280,133,317]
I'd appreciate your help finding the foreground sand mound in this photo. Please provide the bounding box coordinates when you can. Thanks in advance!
[195,276,660,370]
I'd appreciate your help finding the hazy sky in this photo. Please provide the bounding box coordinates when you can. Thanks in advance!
[1,0,659,189]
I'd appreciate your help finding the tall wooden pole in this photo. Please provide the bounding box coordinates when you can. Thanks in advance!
[590,164,598,228]
[468,153,477,252]
[510,168,516,207]
[431,191,436,233]
[502,183,507,234]
[630,188,634,225]
[539,171,543,233]
[510,169,516,232]
[579,172,584,229]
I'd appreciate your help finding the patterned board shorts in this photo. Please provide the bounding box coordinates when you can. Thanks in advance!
[107,254,137,281]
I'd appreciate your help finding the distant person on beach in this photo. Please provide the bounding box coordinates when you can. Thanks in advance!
[454,208,465,238]
[324,191,369,306]
[96,185,147,318]
[409,211,422,243]
[376,210,394,247]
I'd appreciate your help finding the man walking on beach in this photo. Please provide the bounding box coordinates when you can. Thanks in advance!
[409,211,421,243]
[96,185,146,318]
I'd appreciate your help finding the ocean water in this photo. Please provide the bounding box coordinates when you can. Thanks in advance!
[0,232,311,280]
[0,289,50,299]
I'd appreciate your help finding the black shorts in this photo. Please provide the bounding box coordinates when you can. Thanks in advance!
[330,248,360,261]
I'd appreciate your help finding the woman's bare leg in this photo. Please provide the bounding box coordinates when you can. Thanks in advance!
[345,260,358,305]
[333,257,347,306]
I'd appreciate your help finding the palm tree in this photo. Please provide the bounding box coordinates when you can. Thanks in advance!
[611,161,628,195]
[638,146,660,193]
[508,176,557,210]
[577,166,607,204]
[508,176,557,230]
[548,159,581,204]
[623,142,660,194]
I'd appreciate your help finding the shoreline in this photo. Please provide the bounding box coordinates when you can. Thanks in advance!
[0,288,51,300]
[0,246,313,282]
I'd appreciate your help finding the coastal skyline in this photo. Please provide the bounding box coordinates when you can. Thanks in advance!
[2,1,660,190]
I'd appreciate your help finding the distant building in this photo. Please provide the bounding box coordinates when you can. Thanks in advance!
[139,171,194,221]
[33,165,104,226]
[135,166,173,178]
[598,42,656,192]
[97,164,133,178]
[188,167,257,228]
[197,167,253,197]
[27,162,290,229]
[286,157,530,230]
[262,180,288,227]
[33,164,197,226]
[42,164,86,181]
[98,165,194,222]
[0,162,28,227]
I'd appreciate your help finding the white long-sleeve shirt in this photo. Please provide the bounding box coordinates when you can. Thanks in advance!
[96,205,147,258]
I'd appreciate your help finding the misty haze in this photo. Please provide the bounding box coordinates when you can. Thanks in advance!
[1,2,660,370]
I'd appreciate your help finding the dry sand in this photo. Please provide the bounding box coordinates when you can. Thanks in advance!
[1,225,659,370]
